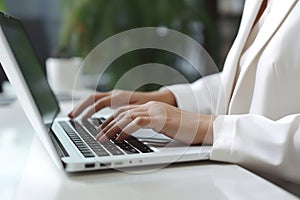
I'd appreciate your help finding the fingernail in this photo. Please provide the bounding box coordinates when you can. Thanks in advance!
[97,126,103,132]
[68,112,73,118]
[96,130,104,139]
[100,135,108,142]
[95,134,101,140]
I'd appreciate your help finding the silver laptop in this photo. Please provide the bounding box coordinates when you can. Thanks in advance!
[0,12,211,172]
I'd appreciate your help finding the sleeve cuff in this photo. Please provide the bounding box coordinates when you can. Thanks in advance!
[210,115,237,161]
[160,84,198,112]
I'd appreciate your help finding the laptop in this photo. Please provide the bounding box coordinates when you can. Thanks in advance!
[0,12,211,172]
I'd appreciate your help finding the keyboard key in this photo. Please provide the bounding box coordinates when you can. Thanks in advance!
[126,136,154,153]
[97,139,124,155]
[95,150,110,157]
[114,140,139,154]
[89,117,106,127]
[109,148,124,156]
[82,120,99,137]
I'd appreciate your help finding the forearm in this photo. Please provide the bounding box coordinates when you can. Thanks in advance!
[151,89,177,107]
[162,111,215,145]
[162,73,221,114]
[129,89,177,107]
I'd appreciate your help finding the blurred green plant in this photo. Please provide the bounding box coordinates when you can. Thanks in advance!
[0,1,6,11]
[59,0,219,91]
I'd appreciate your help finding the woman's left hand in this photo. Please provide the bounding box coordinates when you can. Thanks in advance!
[96,101,214,145]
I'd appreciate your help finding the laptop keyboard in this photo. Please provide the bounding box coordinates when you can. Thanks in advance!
[59,121,96,157]
[58,119,153,158]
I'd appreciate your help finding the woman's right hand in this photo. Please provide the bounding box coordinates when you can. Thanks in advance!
[68,89,177,119]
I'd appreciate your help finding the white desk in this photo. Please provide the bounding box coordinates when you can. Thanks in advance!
[0,99,298,200]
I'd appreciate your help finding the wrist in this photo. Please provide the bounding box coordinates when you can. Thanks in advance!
[199,115,215,145]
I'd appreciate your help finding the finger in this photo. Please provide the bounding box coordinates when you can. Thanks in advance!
[98,118,130,142]
[96,120,123,141]
[113,111,150,140]
[95,131,104,141]
[101,110,135,136]
[100,105,138,128]
[116,116,151,141]
[82,96,112,120]
[70,94,103,117]
[100,115,115,130]
[96,113,126,140]
[69,93,109,118]
[98,110,125,132]
[100,110,149,141]
[99,117,116,134]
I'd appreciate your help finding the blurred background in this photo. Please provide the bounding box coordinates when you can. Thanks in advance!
[0,1,244,198]
[0,0,245,93]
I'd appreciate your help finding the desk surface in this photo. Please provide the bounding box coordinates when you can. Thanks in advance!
[0,98,298,200]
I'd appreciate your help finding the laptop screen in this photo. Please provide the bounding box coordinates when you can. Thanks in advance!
[0,13,60,125]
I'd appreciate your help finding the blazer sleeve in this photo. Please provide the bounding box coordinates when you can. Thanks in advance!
[211,114,300,184]
[162,72,221,114]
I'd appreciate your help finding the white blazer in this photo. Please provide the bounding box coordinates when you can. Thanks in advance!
[167,0,300,184]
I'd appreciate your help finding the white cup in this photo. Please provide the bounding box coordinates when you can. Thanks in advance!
[46,57,82,95]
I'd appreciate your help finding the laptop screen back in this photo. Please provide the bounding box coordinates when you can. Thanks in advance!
[0,13,59,125]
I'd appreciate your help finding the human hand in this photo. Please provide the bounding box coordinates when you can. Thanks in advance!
[96,101,214,145]
[68,89,177,119]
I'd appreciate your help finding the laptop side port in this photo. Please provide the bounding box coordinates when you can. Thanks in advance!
[114,162,123,166]
[85,163,95,168]
[100,162,111,167]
